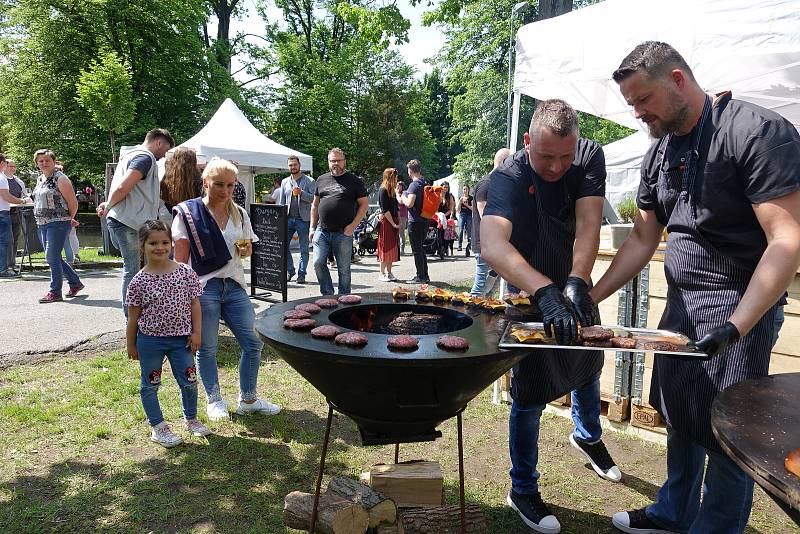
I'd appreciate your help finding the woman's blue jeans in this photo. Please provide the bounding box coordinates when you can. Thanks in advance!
[645,427,754,534]
[509,373,602,494]
[137,333,198,426]
[37,220,81,294]
[312,229,353,295]
[197,278,263,403]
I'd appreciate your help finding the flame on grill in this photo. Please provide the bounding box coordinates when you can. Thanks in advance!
[350,308,377,332]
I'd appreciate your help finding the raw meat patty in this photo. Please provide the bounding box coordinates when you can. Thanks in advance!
[283,309,311,320]
[283,318,317,330]
[436,335,469,351]
[387,335,419,350]
[580,326,614,341]
[311,325,341,339]
[295,303,322,314]
[338,294,363,305]
[611,337,637,349]
[315,298,340,309]
[335,331,369,346]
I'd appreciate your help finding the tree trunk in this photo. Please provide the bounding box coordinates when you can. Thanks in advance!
[398,504,488,534]
[328,476,397,528]
[109,130,117,162]
[284,491,369,534]
[536,0,573,20]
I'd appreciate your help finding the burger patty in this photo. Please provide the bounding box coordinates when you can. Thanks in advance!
[643,341,680,352]
[415,293,431,302]
[335,331,369,346]
[338,294,362,305]
[295,303,322,314]
[314,298,340,309]
[580,326,614,341]
[387,335,419,350]
[436,335,470,351]
[611,337,637,349]
[310,325,341,339]
[283,309,311,320]
[283,318,317,330]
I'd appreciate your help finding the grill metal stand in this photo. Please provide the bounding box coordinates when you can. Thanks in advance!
[309,401,468,534]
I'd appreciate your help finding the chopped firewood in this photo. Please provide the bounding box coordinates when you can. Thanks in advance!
[399,504,488,534]
[284,490,369,534]
[328,476,397,528]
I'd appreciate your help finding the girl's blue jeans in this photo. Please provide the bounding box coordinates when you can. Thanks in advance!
[137,333,198,426]
[197,278,263,403]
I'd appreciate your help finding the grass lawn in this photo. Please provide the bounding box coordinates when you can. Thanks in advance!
[28,248,121,265]
[0,335,795,533]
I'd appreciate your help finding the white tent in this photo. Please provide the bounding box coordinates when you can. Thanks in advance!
[434,173,461,200]
[508,0,800,211]
[170,98,313,206]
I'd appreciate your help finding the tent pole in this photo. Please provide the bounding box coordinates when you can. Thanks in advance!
[509,91,522,152]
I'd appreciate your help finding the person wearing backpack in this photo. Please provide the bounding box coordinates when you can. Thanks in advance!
[397,159,431,283]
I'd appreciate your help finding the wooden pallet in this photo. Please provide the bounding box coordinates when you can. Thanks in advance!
[630,404,666,433]
[549,393,631,423]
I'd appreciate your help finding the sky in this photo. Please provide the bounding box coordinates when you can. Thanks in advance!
[232,0,447,80]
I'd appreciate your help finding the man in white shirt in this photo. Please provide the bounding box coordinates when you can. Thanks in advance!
[4,160,30,271]
[0,154,25,277]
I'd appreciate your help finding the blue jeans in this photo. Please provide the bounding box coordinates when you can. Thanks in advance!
[772,303,785,348]
[37,220,81,294]
[509,373,602,494]
[287,217,310,279]
[646,427,754,534]
[0,210,10,272]
[197,278,263,403]
[470,252,490,296]
[458,212,472,248]
[137,333,198,426]
[107,217,140,315]
[313,229,353,295]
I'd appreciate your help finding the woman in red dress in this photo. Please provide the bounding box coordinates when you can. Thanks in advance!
[377,168,400,281]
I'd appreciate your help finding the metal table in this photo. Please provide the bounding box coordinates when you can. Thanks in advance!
[711,372,800,525]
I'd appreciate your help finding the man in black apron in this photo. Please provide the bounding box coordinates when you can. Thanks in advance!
[591,42,800,534]
[482,99,620,534]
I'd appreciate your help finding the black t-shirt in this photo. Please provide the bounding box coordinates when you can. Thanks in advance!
[378,186,398,219]
[484,139,606,259]
[407,178,426,223]
[638,93,800,271]
[472,176,490,253]
[460,195,473,216]
[315,171,367,232]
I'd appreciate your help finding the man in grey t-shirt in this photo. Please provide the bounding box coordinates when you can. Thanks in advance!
[276,155,315,283]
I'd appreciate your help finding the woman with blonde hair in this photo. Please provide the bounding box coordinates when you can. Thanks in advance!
[162,147,202,212]
[173,158,280,421]
[377,167,400,281]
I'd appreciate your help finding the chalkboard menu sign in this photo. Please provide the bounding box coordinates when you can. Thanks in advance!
[250,203,288,302]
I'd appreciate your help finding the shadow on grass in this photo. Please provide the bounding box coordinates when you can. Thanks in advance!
[0,424,353,532]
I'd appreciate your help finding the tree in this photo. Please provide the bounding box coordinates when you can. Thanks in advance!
[421,68,460,179]
[75,50,136,163]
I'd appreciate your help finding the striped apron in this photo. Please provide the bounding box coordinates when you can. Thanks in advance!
[510,173,603,405]
[654,97,776,452]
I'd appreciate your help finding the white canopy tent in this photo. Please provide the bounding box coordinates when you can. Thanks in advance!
[169,98,313,207]
[509,0,800,210]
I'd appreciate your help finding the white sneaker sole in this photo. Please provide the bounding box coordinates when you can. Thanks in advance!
[235,406,281,416]
[506,494,561,534]
[569,434,622,482]
[151,436,183,448]
[206,410,230,422]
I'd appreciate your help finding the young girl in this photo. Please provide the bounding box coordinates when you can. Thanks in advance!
[125,220,210,447]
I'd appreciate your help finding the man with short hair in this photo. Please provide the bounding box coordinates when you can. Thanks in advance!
[0,154,20,277]
[592,41,800,534]
[397,159,429,283]
[277,155,315,284]
[482,99,620,533]
[97,128,175,313]
[309,148,368,295]
[4,160,31,271]
[469,148,510,296]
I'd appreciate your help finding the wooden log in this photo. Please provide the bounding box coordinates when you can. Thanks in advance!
[284,491,369,534]
[328,476,397,528]
[374,522,405,534]
[362,462,443,507]
[398,504,488,534]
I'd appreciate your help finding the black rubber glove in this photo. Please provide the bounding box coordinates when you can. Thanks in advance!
[534,283,579,345]
[563,276,601,327]
[688,322,740,357]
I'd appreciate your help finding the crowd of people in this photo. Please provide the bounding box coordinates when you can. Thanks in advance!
[2,38,798,534]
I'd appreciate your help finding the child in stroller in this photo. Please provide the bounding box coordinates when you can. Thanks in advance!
[422,213,446,259]
[355,209,382,256]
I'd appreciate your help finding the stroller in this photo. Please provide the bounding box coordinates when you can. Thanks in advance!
[423,214,445,259]
[356,209,381,256]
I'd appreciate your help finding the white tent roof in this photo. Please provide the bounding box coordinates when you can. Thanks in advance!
[514,0,800,131]
[173,98,313,173]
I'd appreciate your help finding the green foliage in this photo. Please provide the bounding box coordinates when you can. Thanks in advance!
[75,50,136,162]
[420,68,460,179]
[616,195,638,223]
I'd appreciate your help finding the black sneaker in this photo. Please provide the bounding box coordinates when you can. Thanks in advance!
[287,272,295,282]
[506,490,561,533]
[296,277,305,284]
[570,434,622,482]
[612,508,678,534]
